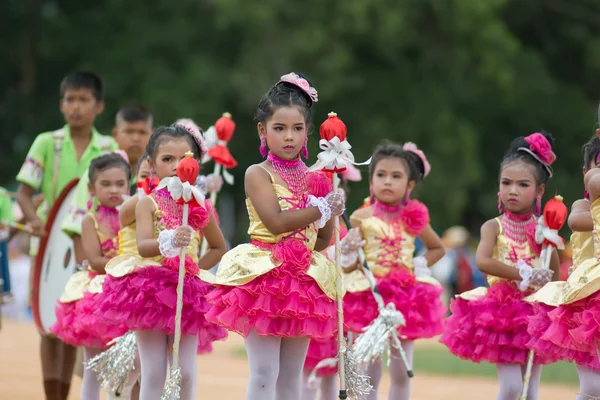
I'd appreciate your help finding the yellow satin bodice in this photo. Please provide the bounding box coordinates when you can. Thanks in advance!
[570,231,594,270]
[204,171,338,301]
[118,222,138,256]
[527,198,600,306]
[488,216,540,287]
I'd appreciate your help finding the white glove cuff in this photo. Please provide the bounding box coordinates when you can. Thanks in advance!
[517,261,533,292]
[413,256,431,277]
[307,195,332,229]
[158,229,181,258]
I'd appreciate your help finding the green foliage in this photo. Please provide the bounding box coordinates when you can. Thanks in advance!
[3,0,600,241]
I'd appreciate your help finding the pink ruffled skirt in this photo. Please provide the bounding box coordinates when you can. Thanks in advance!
[527,302,600,371]
[343,268,446,340]
[205,240,337,338]
[440,281,557,365]
[304,337,338,376]
[52,293,129,348]
[97,256,228,347]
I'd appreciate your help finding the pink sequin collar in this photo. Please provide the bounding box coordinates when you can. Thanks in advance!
[96,204,120,237]
[267,152,308,197]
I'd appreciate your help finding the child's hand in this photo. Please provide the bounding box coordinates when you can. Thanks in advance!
[325,190,345,217]
[205,174,224,193]
[173,226,193,248]
[26,218,45,237]
[341,228,365,254]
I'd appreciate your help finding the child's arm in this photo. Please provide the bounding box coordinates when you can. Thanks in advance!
[136,197,161,258]
[418,225,446,266]
[550,248,560,281]
[197,214,227,270]
[568,199,592,232]
[314,218,334,252]
[476,219,522,280]
[16,183,45,237]
[81,215,111,274]
[246,165,324,235]
[119,196,139,227]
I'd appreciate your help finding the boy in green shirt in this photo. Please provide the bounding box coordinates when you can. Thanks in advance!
[16,71,116,400]
[62,105,153,239]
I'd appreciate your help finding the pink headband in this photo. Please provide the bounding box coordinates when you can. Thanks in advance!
[403,142,431,178]
[175,119,208,156]
[279,73,318,103]
[113,150,129,163]
[519,132,555,177]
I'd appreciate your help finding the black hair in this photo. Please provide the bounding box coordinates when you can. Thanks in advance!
[60,71,103,101]
[145,125,202,161]
[136,153,151,173]
[115,104,153,126]
[501,131,555,185]
[88,153,131,183]
[583,135,600,169]
[368,143,426,184]
[255,73,315,125]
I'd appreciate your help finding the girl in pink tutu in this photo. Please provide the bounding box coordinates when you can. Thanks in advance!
[97,124,228,400]
[51,152,131,400]
[440,132,559,400]
[526,134,600,400]
[203,73,345,400]
[339,142,446,400]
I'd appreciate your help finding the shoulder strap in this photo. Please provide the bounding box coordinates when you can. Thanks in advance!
[257,165,276,184]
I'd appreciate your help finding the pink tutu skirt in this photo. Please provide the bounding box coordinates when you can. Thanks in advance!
[304,337,338,376]
[440,281,557,365]
[205,240,337,338]
[51,272,128,349]
[527,303,600,371]
[97,256,227,345]
[343,268,446,340]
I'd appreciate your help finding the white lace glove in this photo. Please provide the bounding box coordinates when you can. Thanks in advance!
[516,259,552,291]
[157,227,193,258]
[326,191,345,217]
[413,256,431,277]
[205,173,224,193]
[307,195,332,229]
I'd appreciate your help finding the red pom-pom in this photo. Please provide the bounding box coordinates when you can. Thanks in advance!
[177,153,200,184]
[543,195,568,231]
[208,112,238,169]
[400,200,430,236]
[319,112,347,142]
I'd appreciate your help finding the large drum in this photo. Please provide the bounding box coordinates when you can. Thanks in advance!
[32,179,79,334]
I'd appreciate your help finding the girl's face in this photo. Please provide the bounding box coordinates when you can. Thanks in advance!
[499,161,543,214]
[258,106,307,161]
[137,158,151,181]
[150,138,194,180]
[89,167,129,209]
[370,157,414,205]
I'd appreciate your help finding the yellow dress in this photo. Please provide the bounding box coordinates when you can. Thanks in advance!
[439,213,553,365]
[342,204,445,339]
[51,213,120,348]
[203,171,339,338]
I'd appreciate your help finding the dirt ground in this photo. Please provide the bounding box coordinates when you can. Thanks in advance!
[1,320,580,399]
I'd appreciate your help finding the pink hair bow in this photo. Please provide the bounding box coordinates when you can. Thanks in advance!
[403,142,431,178]
[279,73,318,103]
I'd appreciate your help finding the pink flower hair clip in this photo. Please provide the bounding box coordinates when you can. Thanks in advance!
[518,132,555,177]
[175,118,208,156]
[113,149,129,163]
[279,72,318,103]
[403,142,431,178]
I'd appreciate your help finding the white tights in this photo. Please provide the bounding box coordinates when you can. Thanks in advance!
[245,330,310,400]
[496,363,542,400]
[135,331,198,400]
[576,364,600,400]
[365,340,414,400]
[301,371,337,400]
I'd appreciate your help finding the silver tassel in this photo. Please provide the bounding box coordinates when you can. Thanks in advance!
[343,344,373,399]
[86,332,137,395]
[352,303,406,365]
[161,366,181,400]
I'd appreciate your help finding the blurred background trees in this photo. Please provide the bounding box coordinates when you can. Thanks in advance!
[3,0,600,243]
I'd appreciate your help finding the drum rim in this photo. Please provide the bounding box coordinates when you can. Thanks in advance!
[31,178,80,335]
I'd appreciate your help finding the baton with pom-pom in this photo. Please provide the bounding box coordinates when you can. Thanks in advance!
[156,152,205,399]
[520,195,567,400]
[311,112,372,399]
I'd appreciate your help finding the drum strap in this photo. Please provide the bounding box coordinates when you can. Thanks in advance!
[51,129,65,202]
